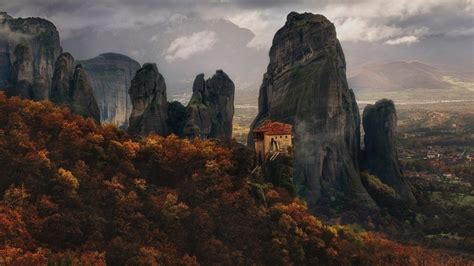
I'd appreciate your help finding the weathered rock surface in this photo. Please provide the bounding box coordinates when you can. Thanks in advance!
[362,99,416,204]
[50,53,74,104]
[50,53,100,122]
[183,70,235,145]
[77,53,140,127]
[183,74,212,139]
[128,63,168,136]
[0,12,62,99]
[248,12,377,210]
[8,43,34,98]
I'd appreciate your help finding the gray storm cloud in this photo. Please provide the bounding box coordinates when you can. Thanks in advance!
[2,0,471,44]
[1,0,472,92]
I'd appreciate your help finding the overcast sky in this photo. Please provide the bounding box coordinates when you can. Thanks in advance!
[2,0,473,91]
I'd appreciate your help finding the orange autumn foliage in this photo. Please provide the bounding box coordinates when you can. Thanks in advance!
[0,93,470,265]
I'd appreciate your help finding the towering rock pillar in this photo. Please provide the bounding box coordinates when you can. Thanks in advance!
[128,63,168,136]
[183,70,235,145]
[206,70,235,145]
[183,74,212,139]
[362,99,416,204]
[50,53,100,123]
[69,64,101,122]
[248,12,376,210]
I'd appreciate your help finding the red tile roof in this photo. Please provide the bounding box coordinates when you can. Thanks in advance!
[253,120,293,136]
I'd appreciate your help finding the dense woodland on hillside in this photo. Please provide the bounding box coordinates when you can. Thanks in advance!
[0,94,471,265]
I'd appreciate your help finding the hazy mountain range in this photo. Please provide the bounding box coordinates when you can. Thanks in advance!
[348,61,474,92]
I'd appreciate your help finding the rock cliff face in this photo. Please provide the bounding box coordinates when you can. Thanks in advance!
[183,74,212,139]
[78,53,141,127]
[128,63,168,136]
[183,70,235,145]
[248,12,376,210]
[50,53,100,122]
[0,12,62,99]
[362,99,416,204]
[8,43,34,98]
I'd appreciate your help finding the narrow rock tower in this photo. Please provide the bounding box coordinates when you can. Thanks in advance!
[363,99,416,204]
[183,70,235,145]
[50,52,100,123]
[248,12,377,210]
[128,63,168,136]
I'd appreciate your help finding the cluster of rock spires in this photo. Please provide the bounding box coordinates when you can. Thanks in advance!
[0,12,236,142]
[183,71,235,145]
[248,12,415,211]
[126,65,236,146]
[0,12,100,122]
[0,12,145,126]
[1,11,415,212]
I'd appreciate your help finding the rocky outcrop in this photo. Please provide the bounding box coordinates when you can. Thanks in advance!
[0,12,62,99]
[50,53,74,104]
[8,43,34,98]
[77,53,141,127]
[128,63,168,136]
[248,12,377,210]
[362,99,416,204]
[69,65,101,122]
[50,53,100,122]
[183,74,212,139]
[183,70,235,145]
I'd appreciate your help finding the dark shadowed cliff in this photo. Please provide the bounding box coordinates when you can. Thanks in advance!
[362,99,416,204]
[50,52,100,122]
[128,63,168,136]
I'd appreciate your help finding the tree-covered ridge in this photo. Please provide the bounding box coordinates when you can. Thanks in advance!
[0,93,469,265]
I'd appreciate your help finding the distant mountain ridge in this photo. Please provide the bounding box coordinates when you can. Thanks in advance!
[348,61,474,92]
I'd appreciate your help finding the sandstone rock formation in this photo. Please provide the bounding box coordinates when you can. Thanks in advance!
[248,12,377,210]
[362,99,416,204]
[183,70,235,145]
[0,12,62,99]
[78,53,141,127]
[50,53,100,122]
[128,63,168,136]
